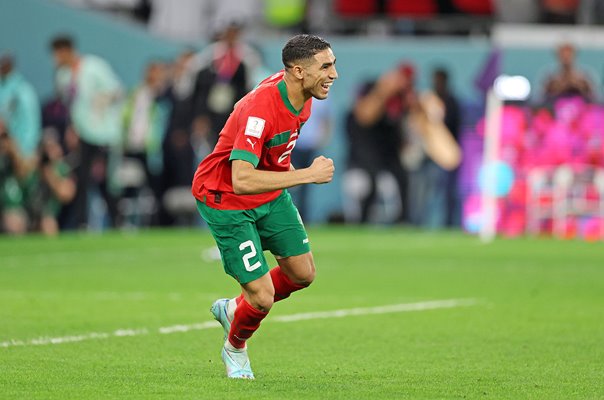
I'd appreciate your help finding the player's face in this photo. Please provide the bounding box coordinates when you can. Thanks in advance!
[302,48,338,100]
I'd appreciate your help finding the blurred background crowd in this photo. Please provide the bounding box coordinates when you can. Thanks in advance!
[1,0,603,238]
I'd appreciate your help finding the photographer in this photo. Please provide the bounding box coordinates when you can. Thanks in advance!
[0,124,75,235]
[35,129,77,235]
[0,120,28,234]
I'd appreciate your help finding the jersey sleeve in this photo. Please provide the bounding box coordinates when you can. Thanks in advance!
[229,100,273,168]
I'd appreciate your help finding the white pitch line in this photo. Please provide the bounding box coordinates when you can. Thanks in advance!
[159,321,218,334]
[1,298,477,349]
[272,298,478,322]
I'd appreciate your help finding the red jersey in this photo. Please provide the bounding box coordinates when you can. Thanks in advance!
[191,70,312,210]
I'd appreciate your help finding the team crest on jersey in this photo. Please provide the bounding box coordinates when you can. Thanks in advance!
[245,117,265,138]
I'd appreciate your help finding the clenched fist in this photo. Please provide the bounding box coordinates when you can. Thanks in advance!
[308,156,335,184]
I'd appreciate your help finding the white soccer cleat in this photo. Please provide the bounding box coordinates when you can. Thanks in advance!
[221,343,255,379]
[210,298,232,340]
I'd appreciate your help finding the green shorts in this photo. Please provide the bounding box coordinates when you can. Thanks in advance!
[196,190,310,284]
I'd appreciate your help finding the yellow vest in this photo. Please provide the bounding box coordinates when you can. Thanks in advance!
[264,0,305,27]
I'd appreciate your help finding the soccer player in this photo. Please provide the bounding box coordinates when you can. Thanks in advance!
[191,34,337,379]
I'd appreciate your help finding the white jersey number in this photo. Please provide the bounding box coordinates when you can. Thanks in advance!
[278,130,299,164]
[239,240,261,272]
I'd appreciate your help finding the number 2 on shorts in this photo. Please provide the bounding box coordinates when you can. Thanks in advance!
[239,240,261,272]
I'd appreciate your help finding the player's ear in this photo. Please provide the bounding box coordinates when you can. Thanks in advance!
[292,64,304,80]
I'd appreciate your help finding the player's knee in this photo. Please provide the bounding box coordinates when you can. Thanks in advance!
[302,262,316,286]
[291,258,316,287]
[249,289,275,312]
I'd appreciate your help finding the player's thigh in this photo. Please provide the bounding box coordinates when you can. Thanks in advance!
[257,190,310,258]
[196,201,269,284]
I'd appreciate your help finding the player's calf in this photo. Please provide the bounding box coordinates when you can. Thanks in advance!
[228,297,269,349]
[270,266,308,302]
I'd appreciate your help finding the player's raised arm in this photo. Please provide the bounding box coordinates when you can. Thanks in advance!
[231,156,334,195]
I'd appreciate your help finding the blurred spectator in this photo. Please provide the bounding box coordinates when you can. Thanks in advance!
[55,124,81,230]
[403,85,462,225]
[50,35,123,229]
[159,51,198,226]
[542,43,595,102]
[163,50,196,183]
[405,67,461,229]
[121,60,170,217]
[0,54,41,158]
[432,68,461,227]
[343,61,460,226]
[290,97,333,222]
[343,66,410,224]
[0,126,75,235]
[169,49,198,113]
[31,130,77,235]
[0,120,26,234]
[41,90,70,152]
[190,21,262,149]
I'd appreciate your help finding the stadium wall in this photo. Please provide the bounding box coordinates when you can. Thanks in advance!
[1,0,603,223]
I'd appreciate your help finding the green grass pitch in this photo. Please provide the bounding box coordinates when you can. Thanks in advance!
[1,228,603,399]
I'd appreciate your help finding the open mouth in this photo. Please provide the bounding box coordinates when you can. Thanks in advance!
[321,82,333,91]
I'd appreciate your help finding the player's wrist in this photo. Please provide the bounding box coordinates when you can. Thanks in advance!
[298,167,315,185]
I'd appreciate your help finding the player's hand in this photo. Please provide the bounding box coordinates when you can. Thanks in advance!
[308,156,334,184]
[375,70,408,98]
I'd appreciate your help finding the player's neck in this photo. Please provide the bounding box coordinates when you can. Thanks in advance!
[282,73,308,111]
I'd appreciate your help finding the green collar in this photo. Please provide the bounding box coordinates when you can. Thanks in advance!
[277,79,302,116]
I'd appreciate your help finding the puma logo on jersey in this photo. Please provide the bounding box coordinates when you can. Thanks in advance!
[246,138,256,149]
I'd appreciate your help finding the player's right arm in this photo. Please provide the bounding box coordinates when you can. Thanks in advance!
[232,156,334,195]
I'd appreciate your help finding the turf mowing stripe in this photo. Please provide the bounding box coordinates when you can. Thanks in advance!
[1,298,476,348]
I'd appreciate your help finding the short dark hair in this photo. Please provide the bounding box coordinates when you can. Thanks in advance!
[50,35,75,51]
[0,53,14,69]
[282,34,331,68]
